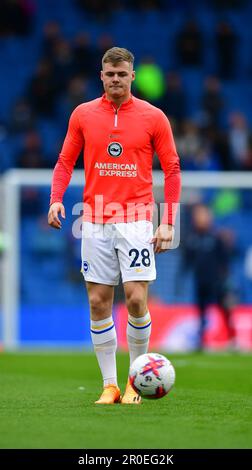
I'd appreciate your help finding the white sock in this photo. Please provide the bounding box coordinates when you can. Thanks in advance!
[127,311,152,366]
[90,316,118,387]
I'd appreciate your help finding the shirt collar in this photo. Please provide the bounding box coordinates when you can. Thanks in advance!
[101,93,134,110]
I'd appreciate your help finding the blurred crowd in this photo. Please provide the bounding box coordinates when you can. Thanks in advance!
[0,0,252,173]
[1,1,252,338]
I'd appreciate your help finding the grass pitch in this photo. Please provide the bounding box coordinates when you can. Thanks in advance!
[0,352,251,449]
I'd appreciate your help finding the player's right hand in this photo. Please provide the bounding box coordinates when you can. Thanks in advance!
[48,202,65,230]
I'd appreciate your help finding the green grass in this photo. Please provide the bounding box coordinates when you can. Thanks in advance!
[0,352,252,449]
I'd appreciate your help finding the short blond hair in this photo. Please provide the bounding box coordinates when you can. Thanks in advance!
[102,47,134,67]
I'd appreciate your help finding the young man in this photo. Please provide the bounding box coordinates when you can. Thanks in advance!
[48,47,181,405]
[181,204,236,349]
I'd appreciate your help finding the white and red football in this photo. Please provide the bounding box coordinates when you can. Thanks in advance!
[129,353,175,399]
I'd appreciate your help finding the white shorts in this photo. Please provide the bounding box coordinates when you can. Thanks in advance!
[81,221,156,285]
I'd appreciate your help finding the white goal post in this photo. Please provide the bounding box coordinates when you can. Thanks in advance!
[1,169,252,350]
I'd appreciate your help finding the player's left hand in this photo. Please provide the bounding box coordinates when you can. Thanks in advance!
[150,224,174,254]
[48,202,65,230]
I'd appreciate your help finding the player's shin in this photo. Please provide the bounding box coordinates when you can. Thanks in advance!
[90,316,118,387]
[127,312,152,365]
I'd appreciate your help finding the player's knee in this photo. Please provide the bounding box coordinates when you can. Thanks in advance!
[126,293,145,316]
[89,294,112,318]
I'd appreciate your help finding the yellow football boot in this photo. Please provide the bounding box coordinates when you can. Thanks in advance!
[121,379,142,405]
[95,385,121,404]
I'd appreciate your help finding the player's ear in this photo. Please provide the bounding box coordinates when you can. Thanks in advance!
[100,70,104,81]
[132,70,135,82]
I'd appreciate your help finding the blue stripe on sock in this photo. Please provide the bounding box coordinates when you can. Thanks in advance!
[128,321,152,330]
[90,324,115,335]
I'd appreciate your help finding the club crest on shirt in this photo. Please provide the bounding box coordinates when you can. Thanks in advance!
[107,142,123,157]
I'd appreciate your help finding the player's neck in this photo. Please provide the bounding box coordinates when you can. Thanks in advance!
[105,92,131,108]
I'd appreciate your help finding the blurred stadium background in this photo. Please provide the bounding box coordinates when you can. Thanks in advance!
[1,0,252,352]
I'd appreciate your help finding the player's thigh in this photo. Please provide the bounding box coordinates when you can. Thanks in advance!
[123,281,149,299]
[115,221,156,283]
[81,222,120,285]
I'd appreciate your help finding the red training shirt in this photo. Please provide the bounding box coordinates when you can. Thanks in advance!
[50,94,181,225]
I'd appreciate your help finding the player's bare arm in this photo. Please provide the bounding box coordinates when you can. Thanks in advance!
[48,202,65,230]
[151,224,174,254]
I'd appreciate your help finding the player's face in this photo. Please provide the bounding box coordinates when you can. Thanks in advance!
[193,205,212,231]
[101,61,135,102]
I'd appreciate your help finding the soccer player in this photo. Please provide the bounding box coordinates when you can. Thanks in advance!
[48,47,181,404]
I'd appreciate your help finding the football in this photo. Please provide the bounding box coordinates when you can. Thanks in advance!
[129,353,175,399]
